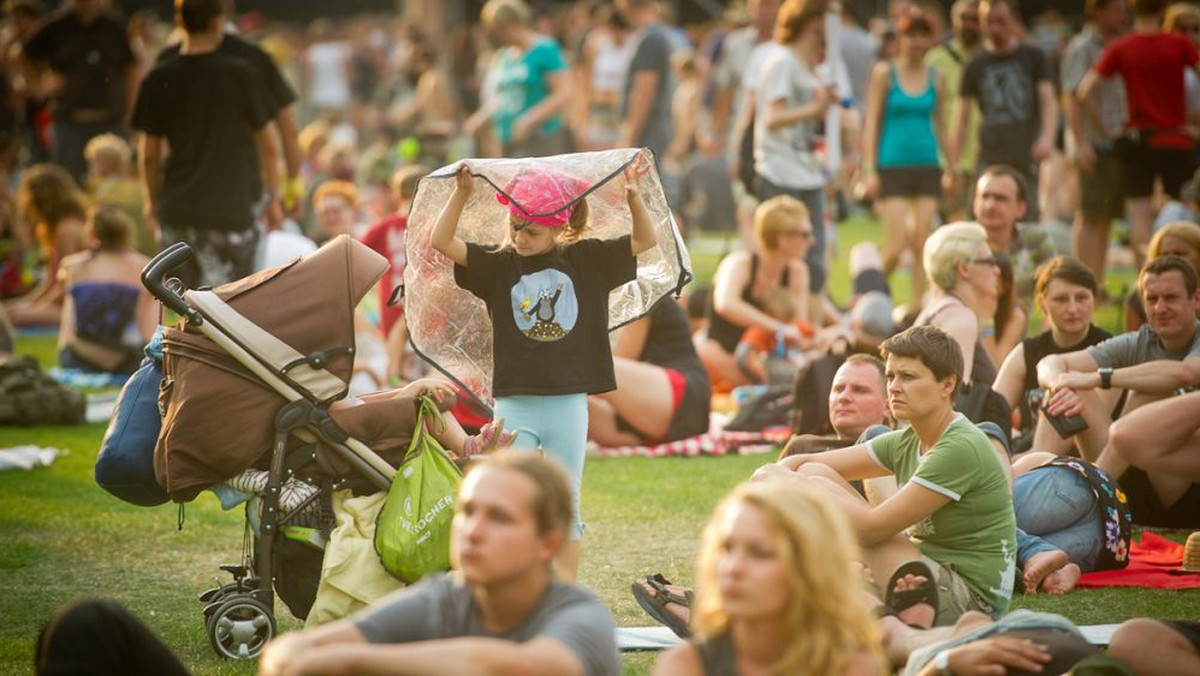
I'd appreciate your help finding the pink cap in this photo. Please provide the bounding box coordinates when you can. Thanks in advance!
[495,170,590,228]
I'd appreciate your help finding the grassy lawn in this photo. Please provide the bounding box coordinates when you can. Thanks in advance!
[1,219,1190,676]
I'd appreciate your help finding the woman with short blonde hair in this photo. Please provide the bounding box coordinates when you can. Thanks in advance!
[914,221,1001,384]
[654,480,884,676]
[480,0,532,29]
[697,195,814,387]
[754,194,811,252]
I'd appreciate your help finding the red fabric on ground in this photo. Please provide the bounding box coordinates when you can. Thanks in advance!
[1077,532,1200,590]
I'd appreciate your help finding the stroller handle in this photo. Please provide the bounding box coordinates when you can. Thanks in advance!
[142,242,201,321]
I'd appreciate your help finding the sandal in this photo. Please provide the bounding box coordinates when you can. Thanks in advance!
[631,573,693,639]
[880,560,939,627]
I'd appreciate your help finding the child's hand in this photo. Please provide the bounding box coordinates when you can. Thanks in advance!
[455,164,474,194]
[623,153,652,199]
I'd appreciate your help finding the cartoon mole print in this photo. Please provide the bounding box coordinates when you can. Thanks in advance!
[510,269,579,342]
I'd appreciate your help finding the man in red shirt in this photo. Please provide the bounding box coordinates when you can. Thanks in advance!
[1078,0,1200,268]
[358,164,429,384]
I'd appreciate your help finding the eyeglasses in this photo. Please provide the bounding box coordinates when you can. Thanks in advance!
[970,257,1000,268]
[780,229,813,240]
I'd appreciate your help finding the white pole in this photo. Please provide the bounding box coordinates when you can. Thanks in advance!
[824,6,843,177]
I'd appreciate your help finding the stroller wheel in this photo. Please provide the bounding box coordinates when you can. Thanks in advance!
[207,595,276,660]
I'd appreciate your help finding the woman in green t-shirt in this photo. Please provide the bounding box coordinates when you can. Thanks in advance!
[755,325,1017,628]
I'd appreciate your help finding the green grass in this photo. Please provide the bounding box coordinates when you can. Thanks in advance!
[0,220,1180,676]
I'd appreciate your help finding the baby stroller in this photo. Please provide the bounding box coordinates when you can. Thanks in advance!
[142,235,425,659]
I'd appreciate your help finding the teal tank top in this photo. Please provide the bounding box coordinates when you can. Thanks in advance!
[877,66,940,168]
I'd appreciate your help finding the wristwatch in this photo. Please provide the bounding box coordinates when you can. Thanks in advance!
[933,649,952,675]
[1099,367,1114,390]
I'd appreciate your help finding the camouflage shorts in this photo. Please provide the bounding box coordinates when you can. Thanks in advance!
[160,225,259,289]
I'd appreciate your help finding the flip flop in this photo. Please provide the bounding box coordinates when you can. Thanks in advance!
[884,560,939,618]
[630,573,692,639]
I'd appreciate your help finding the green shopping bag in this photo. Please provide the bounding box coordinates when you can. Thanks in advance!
[374,394,462,583]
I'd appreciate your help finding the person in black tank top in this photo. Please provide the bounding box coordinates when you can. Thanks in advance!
[696,196,813,388]
[650,481,882,676]
[993,257,1109,454]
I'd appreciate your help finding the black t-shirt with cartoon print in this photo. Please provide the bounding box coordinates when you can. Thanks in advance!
[454,235,637,398]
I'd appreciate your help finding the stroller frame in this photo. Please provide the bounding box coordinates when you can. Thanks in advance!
[143,242,394,659]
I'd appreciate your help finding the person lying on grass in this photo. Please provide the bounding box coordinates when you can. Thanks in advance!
[881,608,1200,676]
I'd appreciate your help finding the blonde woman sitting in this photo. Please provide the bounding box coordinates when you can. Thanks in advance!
[913,221,1001,386]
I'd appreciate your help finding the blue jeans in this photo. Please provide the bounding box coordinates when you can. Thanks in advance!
[1013,467,1103,572]
[494,393,588,540]
[754,175,827,293]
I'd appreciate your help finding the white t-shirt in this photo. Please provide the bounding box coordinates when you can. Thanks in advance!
[305,41,352,110]
[754,47,825,190]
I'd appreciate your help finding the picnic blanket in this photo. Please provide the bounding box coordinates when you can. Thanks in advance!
[1077,532,1200,590]
[588,425,789,458]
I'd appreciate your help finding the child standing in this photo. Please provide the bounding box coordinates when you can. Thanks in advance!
[431,158,656,580]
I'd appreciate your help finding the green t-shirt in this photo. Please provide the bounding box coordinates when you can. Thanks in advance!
[867,415,1016,614]
[492,36,567,144]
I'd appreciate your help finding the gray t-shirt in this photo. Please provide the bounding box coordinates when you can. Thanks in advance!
[1087,322,1200,368]
[1060,26,1126,150]
[354,574,620,676]
[754,47,825,190]
[960,44,1051,170]
[622,23,675,161]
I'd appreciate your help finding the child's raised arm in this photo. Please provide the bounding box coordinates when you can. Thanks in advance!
[625,156,657,256]
[430,164,472,267]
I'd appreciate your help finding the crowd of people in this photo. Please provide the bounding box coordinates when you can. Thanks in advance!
[10,0,1200,673]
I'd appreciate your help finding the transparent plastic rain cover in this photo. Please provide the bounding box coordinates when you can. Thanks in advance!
[403,148,693,408]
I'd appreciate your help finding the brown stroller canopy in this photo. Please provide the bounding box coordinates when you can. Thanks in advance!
[155,236,389,502]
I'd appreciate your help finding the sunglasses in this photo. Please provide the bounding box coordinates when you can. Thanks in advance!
[970,256,1000,267]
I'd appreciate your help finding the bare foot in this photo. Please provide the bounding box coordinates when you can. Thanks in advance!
[635,579,691,627]
[892,573,936,629]
[1040,562,1081,595]
[1022,549,1069,594]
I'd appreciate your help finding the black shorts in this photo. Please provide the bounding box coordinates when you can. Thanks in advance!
[1119,141,1196,198]
[1078,147,1125,222]
[878,166,941,198]
[1117,466,1200,528]
[615,366,710,443]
